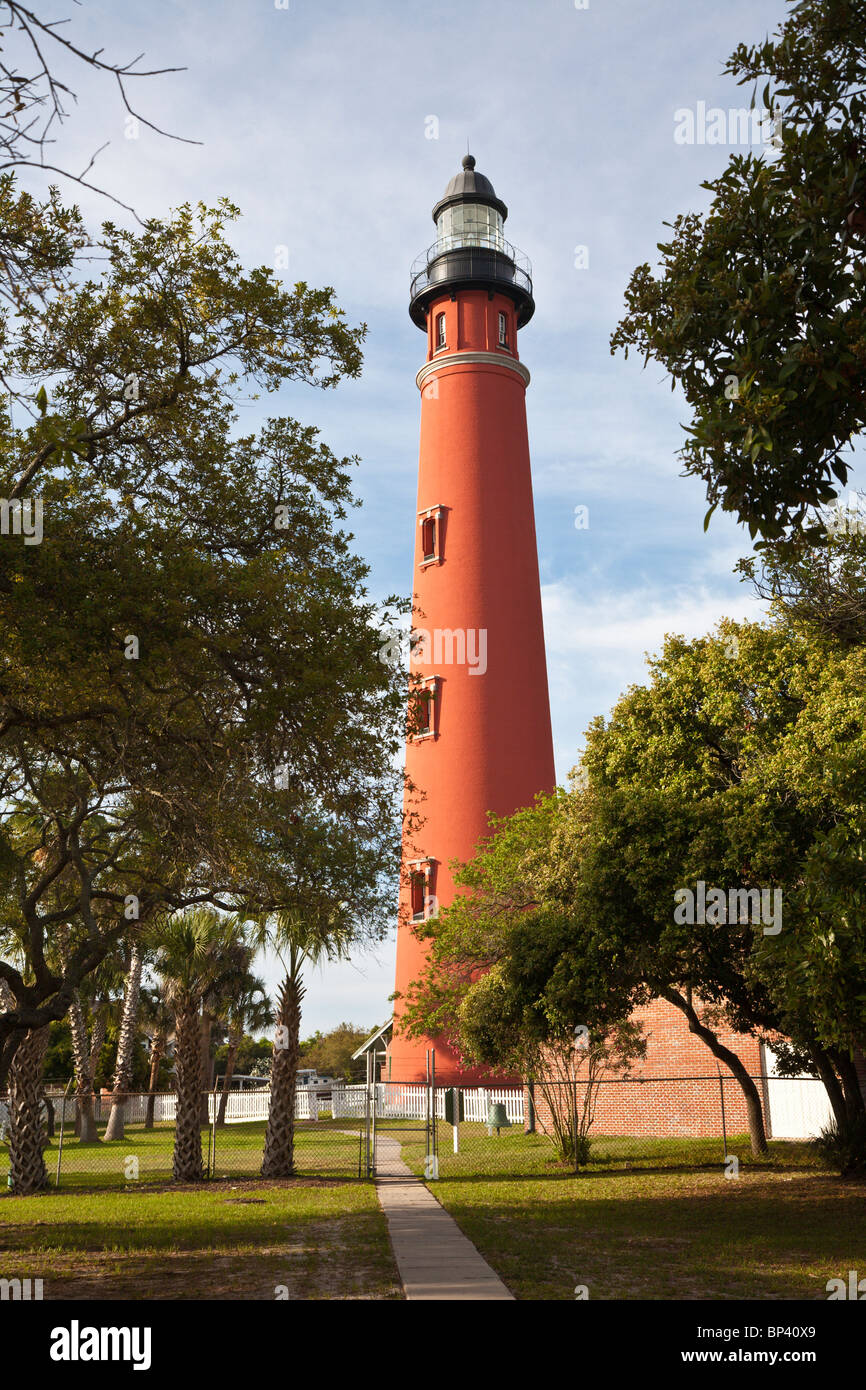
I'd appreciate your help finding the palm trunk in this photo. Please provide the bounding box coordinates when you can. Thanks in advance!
[69,995,100,1145]
[173,997,205,1182]
[217,1029,242,1126]
[144,1029,166,1130]
[261,974,303,1178]
[88,1003,108,1090]
[662,987,769,1156]
[6,1024,51,1195]
[198,1010,214,1127]
[104,945,143,1142]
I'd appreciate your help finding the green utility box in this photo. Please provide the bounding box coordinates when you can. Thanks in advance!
[444,1088,465,1124]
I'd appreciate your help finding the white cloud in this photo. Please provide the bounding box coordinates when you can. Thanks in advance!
[542,576,768,777]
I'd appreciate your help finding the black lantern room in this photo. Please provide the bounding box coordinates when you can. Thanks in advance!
[409,155,535,330]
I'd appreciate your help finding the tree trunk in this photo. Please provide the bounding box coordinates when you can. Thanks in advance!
[198,1010,214,1127]
[173,998,205,1182]
[829,1047,866,1126]
[104,944,143,1142]
[811,1046,848,1132]
[524,1079,536,1135]
[6,1024,51,1195]
[68,995,100,1145]
[0,980,24,1094]
[261,974,303,1178]
[144,1029,166,1131]
[217,1029,242,1127]
[88,1004,108,1089]
[662,987,769,1156]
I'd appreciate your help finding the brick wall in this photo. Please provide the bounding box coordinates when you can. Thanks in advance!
[527,998,765,1139]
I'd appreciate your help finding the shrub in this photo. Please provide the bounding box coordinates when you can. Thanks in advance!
[813,1115,866,1178]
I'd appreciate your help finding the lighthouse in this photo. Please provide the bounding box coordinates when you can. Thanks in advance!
[389,155,555,1083]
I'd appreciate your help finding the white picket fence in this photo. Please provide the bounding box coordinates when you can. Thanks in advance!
[330,1083,524,1124]
[40,1088,320,1128]
[461,1087,524,1124]
[213,1088,319,1123]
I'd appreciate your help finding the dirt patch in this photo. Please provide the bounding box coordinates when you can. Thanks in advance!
[20,1246,402,1301]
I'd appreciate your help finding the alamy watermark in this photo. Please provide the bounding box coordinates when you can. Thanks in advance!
[1,1276,43,1300]
[674,882,782,936]
[823,492,866,538]
[0,497,42,544]
[674,103,783,147]
[379,625,488,676]
[826,1270,866,1299]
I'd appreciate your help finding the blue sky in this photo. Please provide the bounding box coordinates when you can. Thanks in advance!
[24,0,859,1037]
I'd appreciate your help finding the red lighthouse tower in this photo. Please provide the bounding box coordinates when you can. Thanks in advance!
[389,155,555,1083]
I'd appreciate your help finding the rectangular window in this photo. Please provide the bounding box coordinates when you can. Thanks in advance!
[498,311,508,347]
[418,505,446,566]
[410,872,426,921]
[409,677,438,739]
[436,312,446,349]
[409,859,437,922]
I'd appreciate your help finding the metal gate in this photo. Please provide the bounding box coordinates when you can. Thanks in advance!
[360,1050,438,1179]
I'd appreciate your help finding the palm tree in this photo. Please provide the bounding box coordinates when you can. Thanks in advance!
[0,980,50,1194]
[139,985,174,1130]
[103,940,145,1141]
[198,934,254,1127]
[69,990,101,1144]
[44,926,116,1144]
[215,974,271,1126]
[255,908,351,1179]
[151,909,250,1182]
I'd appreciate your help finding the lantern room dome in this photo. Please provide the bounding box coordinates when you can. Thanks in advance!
[409,154,534,331]
[432,154,508,223]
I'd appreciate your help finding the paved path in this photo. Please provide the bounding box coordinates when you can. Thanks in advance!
[374,1136,514,1301]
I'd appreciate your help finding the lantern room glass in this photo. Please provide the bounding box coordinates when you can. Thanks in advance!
[435,202,505,254]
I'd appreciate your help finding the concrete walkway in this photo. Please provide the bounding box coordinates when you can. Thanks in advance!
[374,1136,514,1301]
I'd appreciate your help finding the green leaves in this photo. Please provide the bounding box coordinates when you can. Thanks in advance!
[613,0,866,544]
[411,606,866,1084]
[0,186,402,1065]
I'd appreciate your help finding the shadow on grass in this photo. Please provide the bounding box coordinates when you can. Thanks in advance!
[429,1175,866,1299]
[417,1159,826,1185]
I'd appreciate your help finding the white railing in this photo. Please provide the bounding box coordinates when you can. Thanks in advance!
[330,1084,368,1118]
[32,1088,320,1130]
[461,1087,524,1124]
[330,1083,524,1123]
[208,1089,319,1123]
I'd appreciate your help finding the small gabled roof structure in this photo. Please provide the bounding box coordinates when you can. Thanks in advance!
[351,1018,393,1061]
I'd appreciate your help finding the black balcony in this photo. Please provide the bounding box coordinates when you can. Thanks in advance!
[409,234,534,330]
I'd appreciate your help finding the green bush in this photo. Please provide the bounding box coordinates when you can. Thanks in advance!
[812,1115,866,1177]
[558,1132,592,1167]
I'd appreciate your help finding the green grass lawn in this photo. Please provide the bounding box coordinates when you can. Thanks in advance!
[1,1118,364,1190]
[398,1122,822,1179]
[391,1123,865,1300]
[4,1114,861,1302]
[0,1180,402,1300]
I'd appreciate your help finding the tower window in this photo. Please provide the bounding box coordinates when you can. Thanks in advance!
[435,312,446,349]
[498,311,509,347]
[418,504,446,566]
[409,676,439,740]
[410,872,426,921]
[408,858,437,922]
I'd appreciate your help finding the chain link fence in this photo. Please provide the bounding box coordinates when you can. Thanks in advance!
[0,1073,834,1193]
[361,1075,833,1179]
[0,1088,373,1191]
